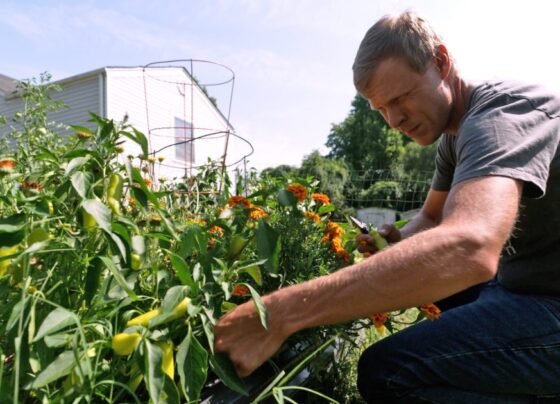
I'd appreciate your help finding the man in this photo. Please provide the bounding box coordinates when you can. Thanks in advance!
[215,11,560,402]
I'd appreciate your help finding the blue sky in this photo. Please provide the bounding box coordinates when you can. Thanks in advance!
[2,0,560,170]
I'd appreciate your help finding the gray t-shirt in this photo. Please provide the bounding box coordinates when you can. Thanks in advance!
[432,80,560,295]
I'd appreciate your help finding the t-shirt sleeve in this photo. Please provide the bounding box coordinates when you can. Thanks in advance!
[431,135,455,192]
[452,95,559,198]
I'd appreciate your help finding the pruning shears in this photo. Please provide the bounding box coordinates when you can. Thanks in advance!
[349,216,369,235]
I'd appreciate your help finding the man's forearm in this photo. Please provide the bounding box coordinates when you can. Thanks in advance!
[399,211,439,239]
[266,224,494,336]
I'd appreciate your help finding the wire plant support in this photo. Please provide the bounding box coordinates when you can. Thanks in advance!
[141,59,254,193]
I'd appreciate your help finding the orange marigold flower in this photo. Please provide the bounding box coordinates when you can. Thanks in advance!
[420,303,441,320]
[144,178,153,187]
[249,207,267,220]
[232,284,250,297]
[311,193,330,205]
[369,313,388,330]
[208,225,224,237]
[305,211,321,223]
[287,184,307,202]
[228,195,250,208]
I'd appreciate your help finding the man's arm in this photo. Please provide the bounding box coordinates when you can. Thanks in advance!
[399,188,448,238]
[357,188,448,253]
[214,176,522,377]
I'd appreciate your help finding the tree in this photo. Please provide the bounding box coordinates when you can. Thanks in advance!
[325,94,437,210]
[299,150,350,209]
[326,94,406,177]
[259,164,299,179]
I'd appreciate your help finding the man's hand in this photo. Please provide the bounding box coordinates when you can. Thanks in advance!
[214,297,289,377]
[356,223,401,255]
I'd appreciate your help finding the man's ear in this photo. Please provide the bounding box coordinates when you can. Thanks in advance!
[434,44,451,78]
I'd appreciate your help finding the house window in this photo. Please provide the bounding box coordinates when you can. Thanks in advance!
[174,118,194,163]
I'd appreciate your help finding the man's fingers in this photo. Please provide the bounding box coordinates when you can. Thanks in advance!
[378,224,401,243]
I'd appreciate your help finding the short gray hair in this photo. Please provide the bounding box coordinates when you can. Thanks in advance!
[353,11,447,95]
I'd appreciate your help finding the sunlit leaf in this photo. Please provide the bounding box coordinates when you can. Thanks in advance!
[245,283,268,330]
[33,308,75,342]
[177,328,208,401]
[26,351,75,389]
[256,219,281,274]
[81,199,111,233]
[70,171,92,199]
[64,157,89,176]
[99,256,139,300]
[143,340,165,404]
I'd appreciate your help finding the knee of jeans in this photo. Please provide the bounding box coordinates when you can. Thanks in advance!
[357,341,397,402]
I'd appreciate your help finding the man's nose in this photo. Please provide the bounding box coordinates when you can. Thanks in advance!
[386,107,405,129]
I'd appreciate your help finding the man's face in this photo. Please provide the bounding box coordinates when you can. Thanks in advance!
[364,57,452,146]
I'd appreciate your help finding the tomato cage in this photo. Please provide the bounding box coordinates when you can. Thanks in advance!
[139,59,254,190]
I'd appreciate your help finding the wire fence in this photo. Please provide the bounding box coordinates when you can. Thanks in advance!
[344,169,433,213]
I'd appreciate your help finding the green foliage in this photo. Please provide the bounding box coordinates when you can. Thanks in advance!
[299,150,350,209]
[259,164,299,179]
[0,75,366,403]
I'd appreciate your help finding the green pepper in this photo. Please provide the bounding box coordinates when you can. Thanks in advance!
[107,173,123,200]
[82,209,97,232]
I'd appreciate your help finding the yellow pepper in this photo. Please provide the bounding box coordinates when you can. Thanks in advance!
[126,297,191,328]
[0,245,19,276]
[112,332,141,356]
[107,197,121,216]
[156,341,174,379]
[127,309,160,327]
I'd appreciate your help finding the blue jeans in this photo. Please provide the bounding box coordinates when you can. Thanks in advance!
[357,281,560,403]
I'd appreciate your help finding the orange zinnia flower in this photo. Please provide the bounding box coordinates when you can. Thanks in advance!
[311,193,330,205]
[249,207,267,220]
[228,195,250,208]
[369,313,388,330]
[0,160,17,169]
[192,217,207,226]
[325,221,344,239]
[331,238,350,262]
[287,184,307,202]
[208,225,224,237]
[232,284,250,297]
[21,181,44,191]
[420,303,441,320]
[74,131,92,140]
[305,211,321,223]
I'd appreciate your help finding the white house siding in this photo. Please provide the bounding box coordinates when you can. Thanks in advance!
[0,73,101,137]
[106,67,234,181]
[49,74,102,134]
[1,66,246,184]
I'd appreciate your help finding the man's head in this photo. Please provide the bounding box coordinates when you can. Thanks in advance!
[352,11,465,144]
[353,11,447,95]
